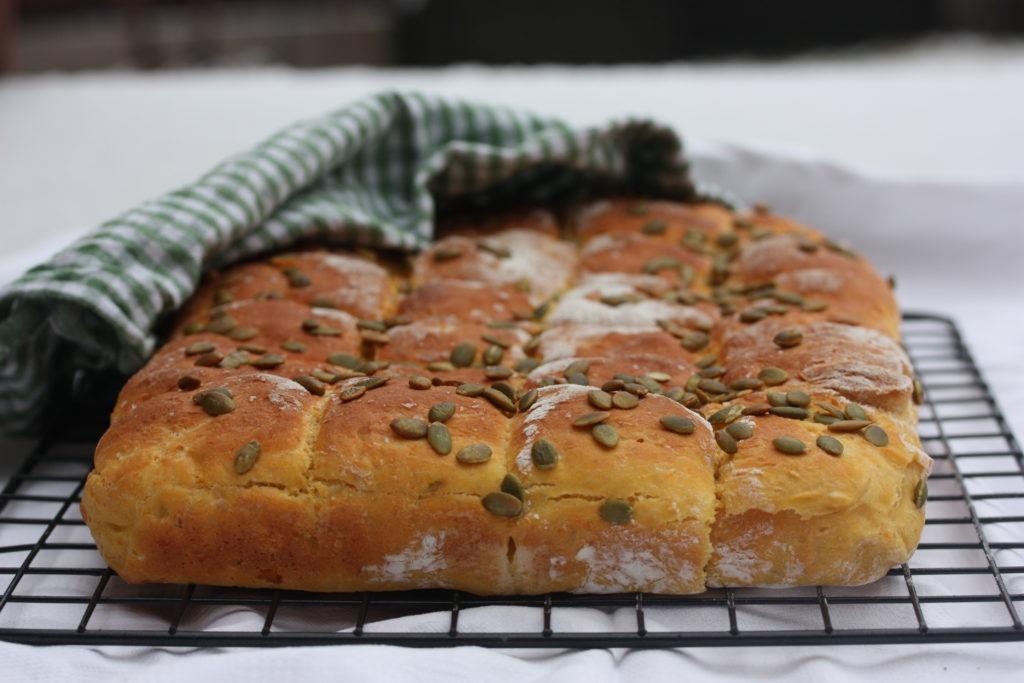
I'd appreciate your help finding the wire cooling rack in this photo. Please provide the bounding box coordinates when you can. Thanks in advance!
[0,312,1021,648]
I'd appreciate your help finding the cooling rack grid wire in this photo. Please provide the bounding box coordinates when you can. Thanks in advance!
[0,313,1021,647]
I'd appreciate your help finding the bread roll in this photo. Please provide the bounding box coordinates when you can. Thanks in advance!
[82,201,929,593]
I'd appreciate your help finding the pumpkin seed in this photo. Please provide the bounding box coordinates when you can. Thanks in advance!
[912,377,925,405]
[758,367,789,386]
[484,366,514,380]
[233,440,261,474]
[644,256,681,274]
[742,402,772,416]
[592,423,619,448]
[354,376,389,390]
[680,392,700,408]
[587,389,613,410]
[698,366,725,379]
[501,473,526,501]
[815,402,846,418]
[626,203,649,215]
[196,389,235,416]
[205,316,236,335]
[844,403,869,421]
[813,413,839,425]
[786,391,811,407]
[456,383,486,397]
[645,371,671,383]
[802,299,828,312]
[238,344,267,355]
[767,391,788,407]
[491,382,516,401]
[194,351,224,367]
[739,308,767,324]
[563,359,589,377]
[697,378,729,394]
[531,439,559,469]
[862,424,889,447]
[642,219,667,235]
[914,479,928,508]
[660,415,695,434]
[312,369,342,384]
[715,430,738,455]
[708,404,744,426]
[428,401,456,423]
[599,499,633,525]
[185,341,216,356]
[294,375,326,396]
[623,382,649,396]
[482,345,504,365]
[450,342,477,368]
[769,406,809,420]
[249,353,285,369]
[283,267,311,288]
[725,378,760,393]
[796,237,819,253]
[514,358,540,374]
[478,241,511,258]
[561,372,587,387]
[183,321,205,335]
[763,304,789,316]
[360,330,390,345]
[408,375,432,390]
[311,295,337,309]
[427,361,455,372]
[726,421,754,440]
[227,326,259,341]
[574,411,610,428]
[482,491,522,517]
[357,319,387,332]
[612,391,639,409]
[483,387,516,413]
[177,374,201,391]
[391,418,428,439]
[773,328,803,348]
[773,436,806,455]
[219,351,250,369]
[816,435,844,456]
[680,331,710,352]
[518,389,538,411]
[828,419,872,433]
[427,422,453,455]
[716,232,739,248]
[601,379,625,392]
[433,246,463,262]
[339,385,367,402]
[774,291,804,306]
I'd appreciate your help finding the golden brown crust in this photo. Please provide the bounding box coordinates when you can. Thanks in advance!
[82,199,929,594]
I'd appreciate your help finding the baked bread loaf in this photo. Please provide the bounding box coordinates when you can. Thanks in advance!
[81,198,931,594]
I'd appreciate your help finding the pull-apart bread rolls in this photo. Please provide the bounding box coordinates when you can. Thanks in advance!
[82,199,930,594]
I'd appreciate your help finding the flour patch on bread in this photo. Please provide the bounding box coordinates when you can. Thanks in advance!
[710,520,775,585]
[548,274,710,329]
[775,268,844,293]
[364,532,447,585]
[573,529,698,593]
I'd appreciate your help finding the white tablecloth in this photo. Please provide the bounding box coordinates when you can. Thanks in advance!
[1,40,1023,681]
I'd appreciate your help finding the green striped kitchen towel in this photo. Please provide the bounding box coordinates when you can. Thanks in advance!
[0,90,696,434]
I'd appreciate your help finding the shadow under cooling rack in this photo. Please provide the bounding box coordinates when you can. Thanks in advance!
[0,312,1022,647]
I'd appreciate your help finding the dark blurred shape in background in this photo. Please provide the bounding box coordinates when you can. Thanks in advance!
[3,0,1023,74]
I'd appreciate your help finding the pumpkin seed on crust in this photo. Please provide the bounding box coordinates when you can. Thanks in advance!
[828,419,872,433]
[914,479,928,508]
[816,435,844,456]
[573,411,610,428]
[501,473,526,501]
[726,421,754,441]
[177,374,201,391]
[592,423,619,448]
[612,391,639,409]
[409,375,432,390]
[758,367,789,386]
[518,389,538,412]
[599,499,633,525]
[531,439,559,469]
[773,436,806,455]
[233,440,261,474]
[660,415,695,434]
[450,343,477,368]
[427,422,453,455]
[862,424,889,447]
[339,385,367,402]
[196,389,235,416]
[482,491,522,517]
[391,417,428,439]
[428,401,456,423]
[294,375,326,396]
[715,430,738,455]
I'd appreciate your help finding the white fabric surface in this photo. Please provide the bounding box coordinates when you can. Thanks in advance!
[1,40,1023,681]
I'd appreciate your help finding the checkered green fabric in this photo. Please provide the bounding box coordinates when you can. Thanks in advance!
[0,91,694,433]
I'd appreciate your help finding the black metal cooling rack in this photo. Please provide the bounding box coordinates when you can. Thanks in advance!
[0,312,1021,648]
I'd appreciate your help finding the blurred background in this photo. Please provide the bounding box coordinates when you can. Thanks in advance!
[2,0,1023,73]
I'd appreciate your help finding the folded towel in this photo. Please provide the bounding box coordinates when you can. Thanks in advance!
[0,91,696,433]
